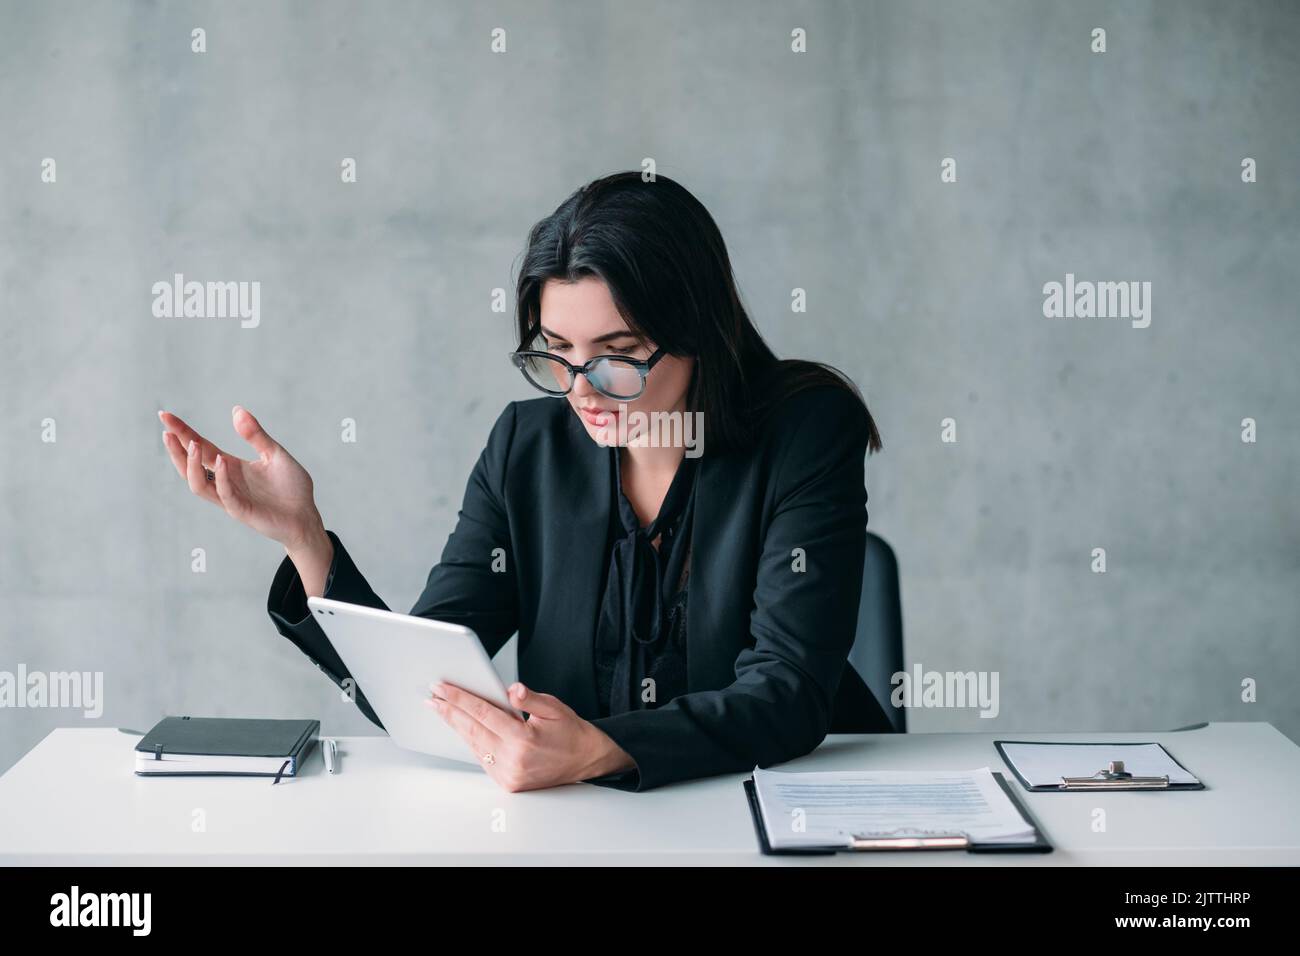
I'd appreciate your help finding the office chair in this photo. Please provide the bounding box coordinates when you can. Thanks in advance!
[848,531,906,733]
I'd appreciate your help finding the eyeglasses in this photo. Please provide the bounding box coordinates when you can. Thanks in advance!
[508,346,667,400]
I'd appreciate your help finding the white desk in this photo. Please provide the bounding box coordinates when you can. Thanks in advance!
[1,721,1295,865]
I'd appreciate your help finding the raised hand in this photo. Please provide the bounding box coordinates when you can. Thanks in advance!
[158,405,324,552]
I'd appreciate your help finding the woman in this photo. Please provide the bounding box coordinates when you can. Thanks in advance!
[158,171,889,793]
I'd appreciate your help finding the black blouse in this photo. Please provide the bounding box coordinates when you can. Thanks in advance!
[593,447,699,719]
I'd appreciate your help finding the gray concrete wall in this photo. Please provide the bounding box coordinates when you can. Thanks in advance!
[2,0,1296,775]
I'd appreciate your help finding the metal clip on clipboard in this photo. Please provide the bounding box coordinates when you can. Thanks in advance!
[1059,760,1170,790]
[847,831,972,850]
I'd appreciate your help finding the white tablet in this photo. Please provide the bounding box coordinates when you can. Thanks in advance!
[306,595,522,765]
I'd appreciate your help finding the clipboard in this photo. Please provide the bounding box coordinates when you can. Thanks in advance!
[742,771,1053,855]
[994,740,1206,792]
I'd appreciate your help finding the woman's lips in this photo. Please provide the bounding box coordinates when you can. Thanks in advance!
[580,406,618,427]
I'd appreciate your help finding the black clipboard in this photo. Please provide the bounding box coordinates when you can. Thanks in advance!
[743,771,1053,855]
[994,740,1206,792]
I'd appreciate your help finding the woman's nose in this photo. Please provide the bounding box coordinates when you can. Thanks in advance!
[570,368,596,397]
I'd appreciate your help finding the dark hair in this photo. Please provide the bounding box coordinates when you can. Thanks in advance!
[514,171,882,455]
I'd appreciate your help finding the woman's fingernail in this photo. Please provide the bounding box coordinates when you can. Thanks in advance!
[215,454,223,468]
[187,440,196,457]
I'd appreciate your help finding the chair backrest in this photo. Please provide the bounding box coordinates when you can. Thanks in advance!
[848,531,906,732]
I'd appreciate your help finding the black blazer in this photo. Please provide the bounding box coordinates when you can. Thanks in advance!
[267,384,892,791]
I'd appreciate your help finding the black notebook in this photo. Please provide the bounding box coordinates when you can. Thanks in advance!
[134,716,320,777]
